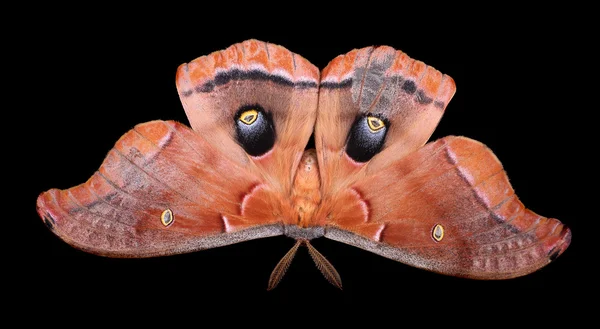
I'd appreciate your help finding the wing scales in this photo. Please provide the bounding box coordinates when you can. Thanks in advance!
[324,136,571,279]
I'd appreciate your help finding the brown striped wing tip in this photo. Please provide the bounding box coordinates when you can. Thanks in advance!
[37,189,59,233]
[544,219,571,262]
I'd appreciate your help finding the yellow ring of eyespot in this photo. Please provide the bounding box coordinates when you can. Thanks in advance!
[161,208,174,227]
[432,224,444,242]
[239,109,259,125]
[367,116,385,132]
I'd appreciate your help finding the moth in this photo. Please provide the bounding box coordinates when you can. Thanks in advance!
[36,39,571,289]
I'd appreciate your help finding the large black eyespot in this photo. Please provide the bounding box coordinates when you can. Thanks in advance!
[234,104,275,157]
[345,114,388,162]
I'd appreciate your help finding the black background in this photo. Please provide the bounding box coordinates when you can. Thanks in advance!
[16,7,589,325]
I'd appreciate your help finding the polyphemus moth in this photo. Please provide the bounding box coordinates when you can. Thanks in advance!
[36,39,571,290]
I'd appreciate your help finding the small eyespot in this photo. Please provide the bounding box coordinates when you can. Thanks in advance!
[161,209,174,227]
[239,109,258,125]
[432,224,444,242]
[367,116,385,132]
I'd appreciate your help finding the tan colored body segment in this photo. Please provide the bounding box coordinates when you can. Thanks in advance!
[290,149,322,227]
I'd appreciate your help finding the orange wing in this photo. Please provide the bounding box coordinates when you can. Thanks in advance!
[315,45,455,192]
[314,45,570,279]
[176,39,319,194]
[36,121,284,257]
[36,40,320,257]
[322,136,571,279]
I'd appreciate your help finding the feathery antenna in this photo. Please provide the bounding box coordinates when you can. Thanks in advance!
[267,239,342,290]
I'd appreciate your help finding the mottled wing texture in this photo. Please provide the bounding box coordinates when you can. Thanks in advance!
[323,136,571,279]
[176,39,319,193]
[36,121,284,257]
[36,40,320,257]
[316,46,570,278]
[316,45,455,191]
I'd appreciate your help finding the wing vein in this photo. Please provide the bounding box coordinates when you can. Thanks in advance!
[370,141,489,222]
[66,189,135,230]
[132,126,239,208]
[112,148,200,206]
[366,73,389,113]
[355,47,375,112]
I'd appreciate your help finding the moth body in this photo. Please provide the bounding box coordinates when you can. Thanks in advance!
[290,149,322,229]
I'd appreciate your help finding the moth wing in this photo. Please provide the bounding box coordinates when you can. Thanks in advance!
[315,45,455,191]
[315,46,570,278]
[322,136,571,279]
[176,39,319,194]
[36,121,288,257]
[37,40,320,256]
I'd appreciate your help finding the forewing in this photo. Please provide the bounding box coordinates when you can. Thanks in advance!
[176,39,319,193]
[316,45,455,191]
